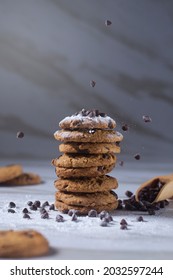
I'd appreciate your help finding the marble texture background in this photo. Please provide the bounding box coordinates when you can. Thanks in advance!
[0,0,173,161]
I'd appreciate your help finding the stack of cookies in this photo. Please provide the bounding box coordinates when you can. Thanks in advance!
[52,109,123,215]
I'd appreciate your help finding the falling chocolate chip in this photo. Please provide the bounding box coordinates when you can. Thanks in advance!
[8,209,15,213]
[16,131,24,138]
[121,124,129,131]
[9,202,16,208]
[56,214,64,222]
[23,213,30,219]
[90,80,96,87]
[137,216,144,222]
[125,190,133,198]
[105,20,112,26]
[142,115,152,123]
[134,153,141,160]
[88,209,97,217]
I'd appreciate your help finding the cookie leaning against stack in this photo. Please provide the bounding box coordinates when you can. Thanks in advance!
[52,109,123,215]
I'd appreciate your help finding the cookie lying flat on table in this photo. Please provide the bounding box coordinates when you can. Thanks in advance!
[0,230,49,258]
[59,142,121,154]
[54,175,118,193]
[55,164,115,178]
[59,109,116,130]
[52,153,116,168]
[2,172,41,186]
[0,164,23,183]
[54,129,123,143]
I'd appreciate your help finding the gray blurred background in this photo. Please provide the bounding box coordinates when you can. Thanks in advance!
[0,0,173,162]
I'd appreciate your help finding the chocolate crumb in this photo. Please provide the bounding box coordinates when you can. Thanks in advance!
[134,153,141,160]
[90,80,96,87]
[9,202,16,208]
[16,131,24,138]
[143,115,152,123]
[105,20,112,26]
[8,209,15,213]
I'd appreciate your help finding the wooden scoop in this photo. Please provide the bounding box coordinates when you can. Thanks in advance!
[135,174,173,203]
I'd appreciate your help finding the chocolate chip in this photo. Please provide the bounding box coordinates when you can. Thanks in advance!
[9,202,16,208]
[30,204,37,211]
[71,213,78,221]
[125,190,133,198]
[27,201,33,206]
[88,209,97,217]
[100,220,108,227]
[90,80,96,87]
[41,201,49,208]
[117,199,123,209]
[105,20,112,26]
[23,213,30,219]
[16,131,24,138]
[49,204,55,210]
[142,115,152,123]
[120,224,128,230]
[137,216,144,222]
[134,153,141,160]
[41,212,49,219]
[8,209,15,213]
[120,219,128,225]
[121,124,129,131]
[99,210,108,219]
[33,200,41,208]
[68,209,77,216]
[56,214,64,222]
[22,208,29,214]
[40,208,47,214]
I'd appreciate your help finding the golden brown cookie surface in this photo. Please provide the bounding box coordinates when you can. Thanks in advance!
[55,164,115,178]
[54,129,123,143]
[0,230,49,258]
[2,172,41,186]
[59,142,121,154]
[52,153,116,168]
[0,164,23,183]
[54,175,118,193]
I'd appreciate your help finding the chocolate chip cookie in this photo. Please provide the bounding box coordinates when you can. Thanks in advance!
[2,172,41,186]
[0,164,23,183]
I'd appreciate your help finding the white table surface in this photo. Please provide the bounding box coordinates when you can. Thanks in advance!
[0,159,173,260]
